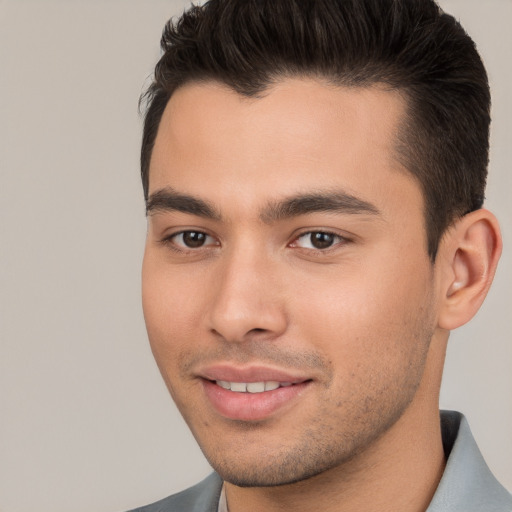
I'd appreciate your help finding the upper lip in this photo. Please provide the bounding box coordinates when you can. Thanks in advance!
[198,364,311,384]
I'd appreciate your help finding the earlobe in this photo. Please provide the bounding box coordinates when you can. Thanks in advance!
[438,209,502,330]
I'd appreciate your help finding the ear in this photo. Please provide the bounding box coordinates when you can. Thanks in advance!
[437,209,502,330]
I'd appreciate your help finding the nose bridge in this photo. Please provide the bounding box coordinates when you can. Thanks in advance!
[207,238,287,342]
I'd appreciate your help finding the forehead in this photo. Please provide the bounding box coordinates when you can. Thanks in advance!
[149,79,420,217]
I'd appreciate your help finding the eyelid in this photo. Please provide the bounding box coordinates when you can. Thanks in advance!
[160,229,220,251]
[289,229,351,250]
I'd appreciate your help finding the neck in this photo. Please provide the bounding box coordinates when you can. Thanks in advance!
[225,335,448,512]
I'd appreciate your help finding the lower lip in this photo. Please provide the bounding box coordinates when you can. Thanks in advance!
[202,380,311,421]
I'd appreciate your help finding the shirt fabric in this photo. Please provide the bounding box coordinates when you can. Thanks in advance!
[217,486,228,512]
[129,411,512,512]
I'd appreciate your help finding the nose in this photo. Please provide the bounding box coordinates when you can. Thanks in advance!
[207,247,288,343]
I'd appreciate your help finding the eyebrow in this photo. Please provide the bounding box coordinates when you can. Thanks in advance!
[146,187,380,222]
[260,191,380,223]
[146,187,221,219]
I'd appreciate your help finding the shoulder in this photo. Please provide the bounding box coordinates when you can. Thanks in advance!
[127,473,223,512]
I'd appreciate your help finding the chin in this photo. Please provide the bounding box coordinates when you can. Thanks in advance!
[200,434,360,489]
[214,463,326,488]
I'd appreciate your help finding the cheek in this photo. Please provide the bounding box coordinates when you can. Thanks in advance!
[141,254,203,368]
[289,255,435,381]
[141,262,206,415]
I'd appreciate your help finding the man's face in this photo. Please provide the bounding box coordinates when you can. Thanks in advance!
[142,79,441,486]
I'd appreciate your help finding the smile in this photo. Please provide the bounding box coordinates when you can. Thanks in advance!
[203,377,311,421]
[215,380,293,393]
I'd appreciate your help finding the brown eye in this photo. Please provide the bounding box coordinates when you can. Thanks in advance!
[182,231,206,248]
[310,232,335,249]
[172,231,215,249]
[293,231,343,250]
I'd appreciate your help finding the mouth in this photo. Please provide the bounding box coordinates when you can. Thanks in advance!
[199,367,313,421]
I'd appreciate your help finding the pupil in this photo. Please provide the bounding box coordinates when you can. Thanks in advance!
[311,232,334,249]
[183,231,206,248]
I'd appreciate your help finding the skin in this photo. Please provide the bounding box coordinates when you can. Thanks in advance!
[142,79,501,512]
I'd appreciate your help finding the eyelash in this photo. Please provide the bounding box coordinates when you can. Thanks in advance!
[290,230,349,251]
[160,229,350,254]
[160,230,219,253]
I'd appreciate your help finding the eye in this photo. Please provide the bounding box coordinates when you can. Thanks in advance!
[291,231,345,250]
[169,230,217,249]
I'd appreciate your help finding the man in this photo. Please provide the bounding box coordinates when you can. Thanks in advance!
[131,0,511,510]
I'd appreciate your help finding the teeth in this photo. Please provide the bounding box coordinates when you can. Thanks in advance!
[246,382,265,393]
[264,381,280,391]
[215,380,292,393]
[230,382,247,392]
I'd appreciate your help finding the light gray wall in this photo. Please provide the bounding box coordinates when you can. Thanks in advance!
[0,1,510,511]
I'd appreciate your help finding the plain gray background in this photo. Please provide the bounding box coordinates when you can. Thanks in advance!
[0,1,510,511]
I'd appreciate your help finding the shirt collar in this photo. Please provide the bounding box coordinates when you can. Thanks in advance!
[427,410,511,511]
